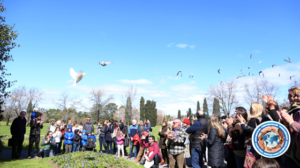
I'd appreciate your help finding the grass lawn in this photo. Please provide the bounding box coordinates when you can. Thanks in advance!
[0,157,53,168]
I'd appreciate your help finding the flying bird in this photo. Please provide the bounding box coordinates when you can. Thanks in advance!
[218,69,221,74]
[284,57,292,63]
[290,75,295,80]
[279,74,280,77]
[189,74,193,78]
[248,72,250,76]
[248,67,251,69]
[258,61,263,64]
[259,71,263,76]
[250,54,252,59]
[70,68,86,87]
[99,61,113,66]
[177,71,182,77]
[272,64,276,68]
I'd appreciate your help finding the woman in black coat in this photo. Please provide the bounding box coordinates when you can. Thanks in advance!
[104,120,114,154]
[200,114,225,168]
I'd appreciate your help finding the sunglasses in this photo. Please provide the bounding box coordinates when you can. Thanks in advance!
[288,94,300,98]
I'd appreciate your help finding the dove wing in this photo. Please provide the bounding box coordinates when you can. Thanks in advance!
[70,68,77,80]
[105,62,112,64]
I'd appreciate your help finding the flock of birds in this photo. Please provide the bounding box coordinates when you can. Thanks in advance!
[69,56,296,87]
[175,55,296,81]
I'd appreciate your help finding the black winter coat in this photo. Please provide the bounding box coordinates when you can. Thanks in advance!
[73,134,81,145]
[104,125,113,141]
[204,128,225,168]
[10,116,27,135]
[29,119,43,136]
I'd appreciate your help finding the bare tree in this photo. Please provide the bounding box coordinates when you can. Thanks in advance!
[122,85,137,106]
[3,86,27,125]
[208,81,239,117]
[55,92,81,121]
[89,88,113,122]
[25,87,43,123]
[243,79,279,106]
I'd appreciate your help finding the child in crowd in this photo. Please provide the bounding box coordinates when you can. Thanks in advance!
[116,130,125,157]
[78,122,83,132]
[64,126,74,154]
[72,122,79,133]
[80,130,88,151]
[41,135,51,158]
[143,147,154,168]
[87,132,97,143]
[53,127,62,155]
[73,130,81,152]
[252,158,280,168]
[133,130,141,158]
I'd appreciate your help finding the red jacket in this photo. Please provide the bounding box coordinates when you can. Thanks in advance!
[140,140,162,160]
[133,134,140,146]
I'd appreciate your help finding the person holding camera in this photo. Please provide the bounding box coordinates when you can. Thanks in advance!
[168,118,188,168]
[28,112,43,159]
[10,110,27,160]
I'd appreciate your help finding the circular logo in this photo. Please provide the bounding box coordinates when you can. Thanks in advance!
[252,121,291,158]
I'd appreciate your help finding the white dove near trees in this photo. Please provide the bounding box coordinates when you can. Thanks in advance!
[70,68,86,87]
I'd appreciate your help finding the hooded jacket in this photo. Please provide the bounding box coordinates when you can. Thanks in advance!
[73,130,81,145]
[64,126,74,144]
[87,135,97,143]
[80,130,88,146]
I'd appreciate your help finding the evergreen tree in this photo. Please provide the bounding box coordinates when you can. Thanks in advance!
[203,98,210,121]
[213,97,221,117]
[140,97,145,121]
[197,101,201,112]
[26,100,33,123]
[145,100,151,122]
[188,108,192,124]
[0,2,19,120]
[125,97,132,126]
[177,110,181,119]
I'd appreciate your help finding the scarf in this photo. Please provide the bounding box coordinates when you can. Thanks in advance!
[174,126,182,138]
[288,102,300,115]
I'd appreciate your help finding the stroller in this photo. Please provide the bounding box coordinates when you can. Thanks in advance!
[84,135,97,152]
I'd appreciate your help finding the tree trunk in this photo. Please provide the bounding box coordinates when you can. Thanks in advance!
[97,109,100,122]
[6,118,10,126]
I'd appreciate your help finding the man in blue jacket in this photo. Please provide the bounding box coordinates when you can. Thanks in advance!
[128,119,138,158]
[186,110,208,168]
[64,126,74,154]
[10,110,27,160]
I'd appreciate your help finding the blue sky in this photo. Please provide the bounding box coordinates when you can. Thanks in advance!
[4,0,300,116]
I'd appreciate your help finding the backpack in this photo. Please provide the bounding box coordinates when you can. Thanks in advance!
[85,138,95,149]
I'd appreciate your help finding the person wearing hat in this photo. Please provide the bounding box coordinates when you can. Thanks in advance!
[10,110,27,160]
[182,119,190,129]
[28,111,43,159]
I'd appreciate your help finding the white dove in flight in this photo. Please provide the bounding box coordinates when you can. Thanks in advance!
[70,68,86,87]
[99,61,113,66]
[258,61,263,64]
[189,74,193,78]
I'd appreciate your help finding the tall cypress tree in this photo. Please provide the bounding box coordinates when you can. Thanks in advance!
[203,98,209,121]
[188,108,192,124]
[213,98,221,117]
[140,97,145,121]
[197,101,201,112]
[125,97,132,126]
[177,110,181,119]
[26,100,33,123]
[145,100,151,121]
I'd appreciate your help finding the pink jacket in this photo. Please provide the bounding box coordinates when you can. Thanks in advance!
[116,135,125,145]
[140,140,162,160]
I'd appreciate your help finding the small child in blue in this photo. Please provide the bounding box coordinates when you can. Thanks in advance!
[64,126,74,154]
[87,133,97,143]
[80,130,88,151]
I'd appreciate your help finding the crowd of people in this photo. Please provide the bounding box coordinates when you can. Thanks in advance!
[9,86,300,168]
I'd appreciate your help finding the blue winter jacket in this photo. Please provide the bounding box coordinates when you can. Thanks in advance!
[80,130,88,146]
[87,135,97,143]
[64,126,74,144]
[128,125,139,138]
